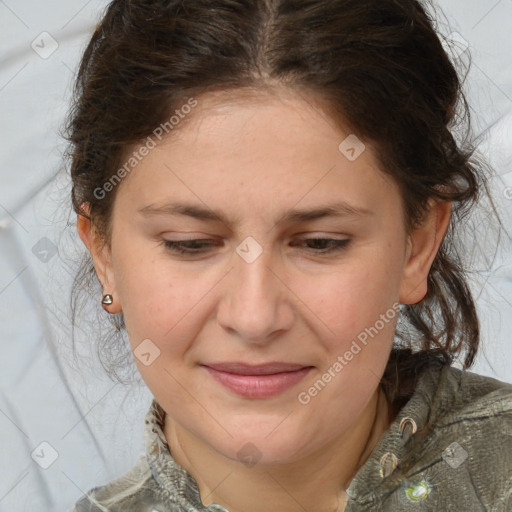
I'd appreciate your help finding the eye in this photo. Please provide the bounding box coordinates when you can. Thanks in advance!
[163,239,217,254]
[292,237,350,254]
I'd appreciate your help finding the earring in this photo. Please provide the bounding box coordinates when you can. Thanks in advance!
[102,294,113,306]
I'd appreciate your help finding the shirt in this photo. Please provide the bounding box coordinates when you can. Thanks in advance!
[71,359,512,511]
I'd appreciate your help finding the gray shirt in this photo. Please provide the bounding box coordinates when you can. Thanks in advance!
[72,360,512,511]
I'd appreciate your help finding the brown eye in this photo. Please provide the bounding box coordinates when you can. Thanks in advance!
[292,238,350,254]
[163,239,216,254]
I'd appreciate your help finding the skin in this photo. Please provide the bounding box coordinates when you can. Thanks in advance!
[78,87,451,512]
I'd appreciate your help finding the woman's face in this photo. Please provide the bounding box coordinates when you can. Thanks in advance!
[82,88,442,465]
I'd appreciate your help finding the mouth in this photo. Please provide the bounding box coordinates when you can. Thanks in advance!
[201,362,314,398]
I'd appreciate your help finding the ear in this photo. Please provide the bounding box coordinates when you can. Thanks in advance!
[400,199,452,305]
[76,202,122,314]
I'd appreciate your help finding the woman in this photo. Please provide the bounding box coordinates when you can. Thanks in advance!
[68,0,512,510]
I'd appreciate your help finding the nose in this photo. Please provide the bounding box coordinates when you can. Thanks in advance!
[216,245,295,344]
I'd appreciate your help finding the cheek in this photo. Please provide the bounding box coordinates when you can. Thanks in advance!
[111,239,174,342]
[113,248,217,368]
[301,249,403,338]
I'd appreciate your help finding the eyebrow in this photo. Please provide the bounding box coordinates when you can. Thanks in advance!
[138,200,373,228]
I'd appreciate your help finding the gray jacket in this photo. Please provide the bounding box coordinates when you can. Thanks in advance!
[72,361,512,511]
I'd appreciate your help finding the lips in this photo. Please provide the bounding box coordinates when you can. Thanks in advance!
[203,362,308,375]
[201,362,313,398]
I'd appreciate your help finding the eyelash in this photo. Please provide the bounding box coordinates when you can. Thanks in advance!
[162,238,350,255]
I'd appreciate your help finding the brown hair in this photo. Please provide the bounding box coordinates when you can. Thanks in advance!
[66,0,499,411]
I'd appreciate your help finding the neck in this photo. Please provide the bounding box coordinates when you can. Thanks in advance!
[164,387,391,512]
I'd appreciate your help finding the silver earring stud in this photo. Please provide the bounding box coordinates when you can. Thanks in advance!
[102,294,113,306]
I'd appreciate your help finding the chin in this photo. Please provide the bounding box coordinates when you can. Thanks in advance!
[216,427,316,468]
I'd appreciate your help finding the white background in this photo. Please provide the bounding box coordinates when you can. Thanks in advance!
[0,1,511,510]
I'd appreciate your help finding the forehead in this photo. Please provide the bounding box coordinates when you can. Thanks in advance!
[170,86,347,142]
[112,87,401,225]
